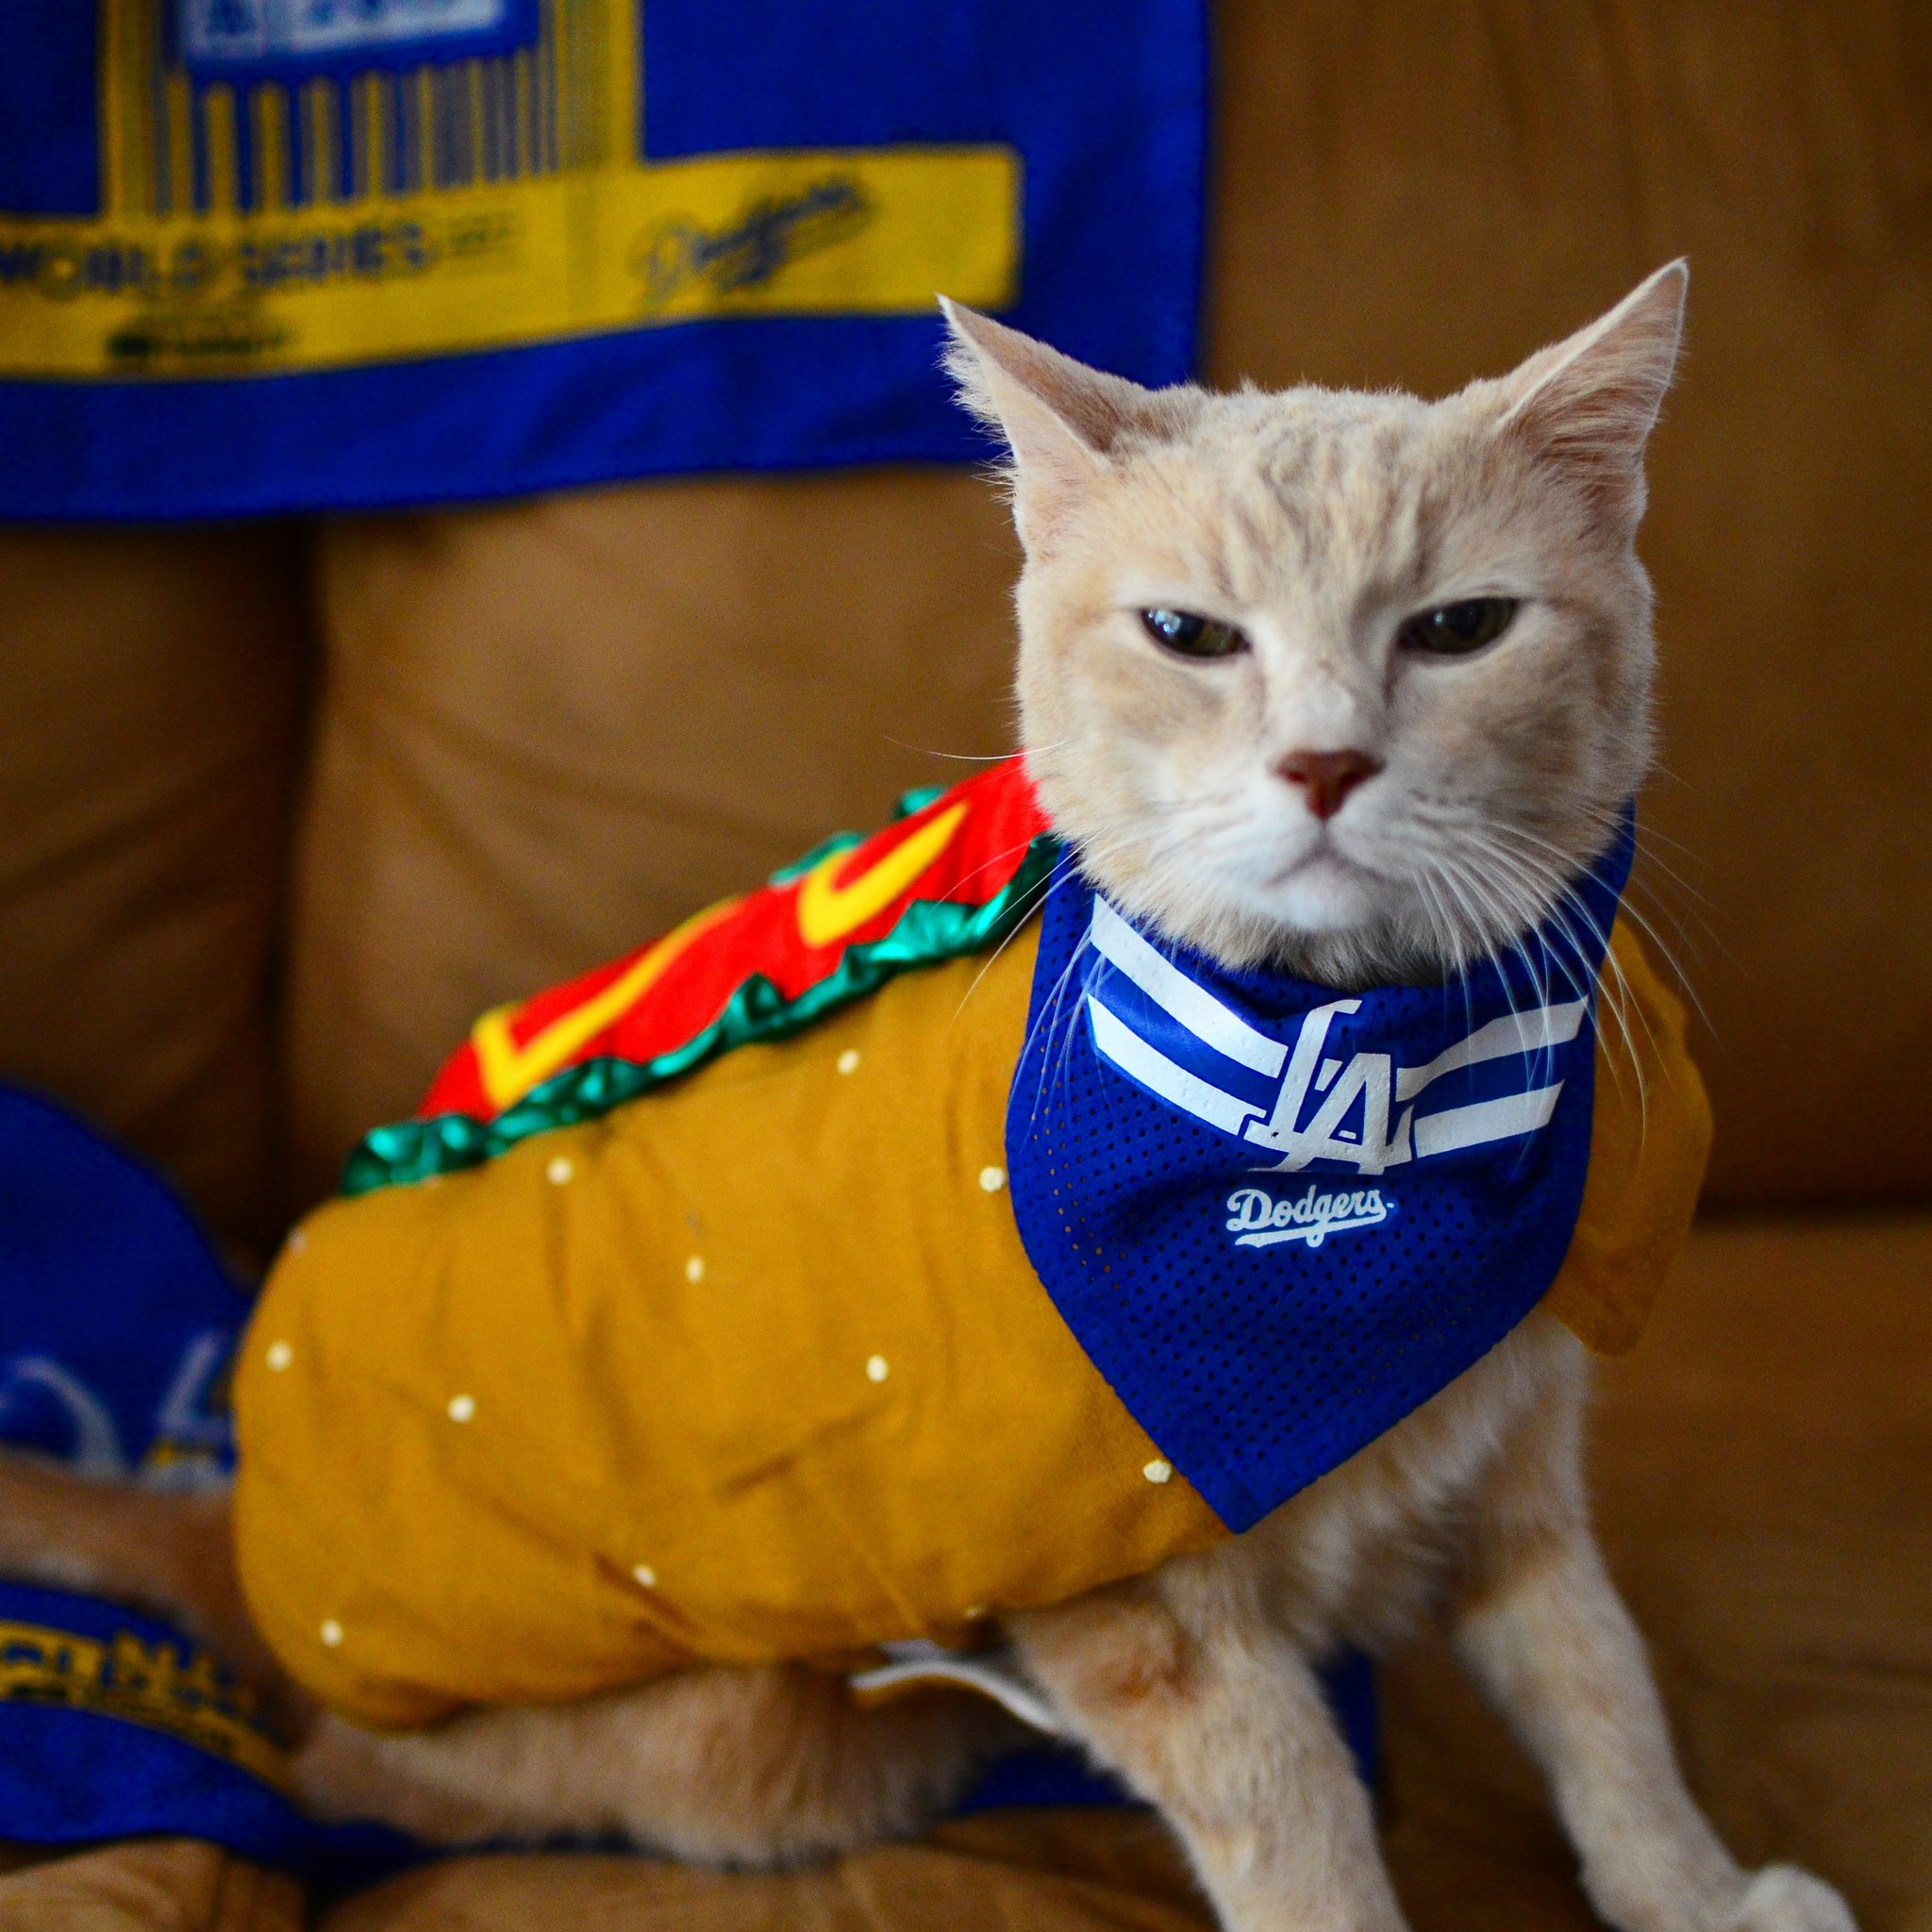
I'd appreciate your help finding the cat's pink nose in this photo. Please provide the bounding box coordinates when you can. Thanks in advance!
[1275,748,1383,821]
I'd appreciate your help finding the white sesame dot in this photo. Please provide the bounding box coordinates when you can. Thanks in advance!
[837,1049,861,1075]
[632,1564,658,1589]
[964,1604,988,1621]
[447,1393,475,1424]
[264,1341,293,1373]
[684,1255,706,1283]
[1142,1459,1174,1485]
[319,1619,343,1648]
[287,1231,307,1254]
[978,1165,1007,1193]
[866,1354,890,1383]
[546,1156,574,1185]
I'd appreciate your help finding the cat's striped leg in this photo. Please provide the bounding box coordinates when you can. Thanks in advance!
[1015,1572,1408,1932]
[1453,1363,1856,1932]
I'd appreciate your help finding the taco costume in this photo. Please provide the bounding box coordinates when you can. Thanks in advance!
[232,759,1709,1730]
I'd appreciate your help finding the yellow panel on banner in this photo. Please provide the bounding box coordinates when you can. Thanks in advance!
[0,0,1019,380]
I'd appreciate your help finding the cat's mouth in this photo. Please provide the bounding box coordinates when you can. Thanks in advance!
[1260,839,1387,931]
[1267,823,1383,886]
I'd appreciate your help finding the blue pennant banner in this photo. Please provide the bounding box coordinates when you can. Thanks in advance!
[0,1,1207,519]
[0,1085,409,1882]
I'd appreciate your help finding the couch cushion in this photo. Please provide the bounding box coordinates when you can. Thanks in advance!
[0,525,308,1255]
[288,473,1023,1204]
[325,1813,1209,1932]
[0,1840,302,1932]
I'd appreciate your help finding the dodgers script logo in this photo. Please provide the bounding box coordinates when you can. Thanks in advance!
[1224,1183,1392,1250]
[1082,894,1592,1246]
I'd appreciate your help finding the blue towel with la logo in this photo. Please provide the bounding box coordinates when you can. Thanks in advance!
[1006,819,1636,1532]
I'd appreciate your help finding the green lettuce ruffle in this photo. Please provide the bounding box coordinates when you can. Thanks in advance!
[341,828,1060,1196]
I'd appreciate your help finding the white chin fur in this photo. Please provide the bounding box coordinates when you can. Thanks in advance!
[1242,852,1384,933]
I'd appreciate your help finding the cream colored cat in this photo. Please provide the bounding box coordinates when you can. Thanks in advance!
[0,265,1858,1932]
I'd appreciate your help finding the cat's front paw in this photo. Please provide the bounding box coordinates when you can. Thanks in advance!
[1717,1867,1857,1932]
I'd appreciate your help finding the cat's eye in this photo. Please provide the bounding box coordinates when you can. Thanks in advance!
[1398,597,1519,658]
[1139,608,1249,659]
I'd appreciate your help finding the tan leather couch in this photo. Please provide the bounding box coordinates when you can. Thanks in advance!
[0,3,1925,1925]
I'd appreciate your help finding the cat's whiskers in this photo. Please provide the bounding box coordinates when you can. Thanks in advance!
[1411,828,1519,962]
[1042,941,1108,1130]
[1407,863,1472,979]
[1455,831,1597,1003]
[1453,829,1651,1127]
[1012,926,1105,1137]
[1556,802,1728,987]
[882,741,1058,765]
[947,852,1074,1033]
[1570,802,1717,910]
[1432,848,1543,1007]
[1432,843,1621,1116]
[1408,863,1485,1052]
[1469,820,1665,1058]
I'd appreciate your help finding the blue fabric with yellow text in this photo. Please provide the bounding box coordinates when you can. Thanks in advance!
[0,1086,410,1883]
[0,1,1207,520]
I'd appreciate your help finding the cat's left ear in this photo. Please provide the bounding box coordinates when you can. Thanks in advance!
[1494,259,1689,524]
[939,299,1161,554]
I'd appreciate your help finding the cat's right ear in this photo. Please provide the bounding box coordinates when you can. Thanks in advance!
[1492,260,1689,527]
[939,299,1153,554]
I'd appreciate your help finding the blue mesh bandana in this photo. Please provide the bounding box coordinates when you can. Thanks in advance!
[1005,820,1636,1532]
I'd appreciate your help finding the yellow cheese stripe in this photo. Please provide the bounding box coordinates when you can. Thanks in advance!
[796,803,969,949]
[472,895,742,1111]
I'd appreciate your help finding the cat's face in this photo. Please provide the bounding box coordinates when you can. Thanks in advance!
[942,268,1685,985]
